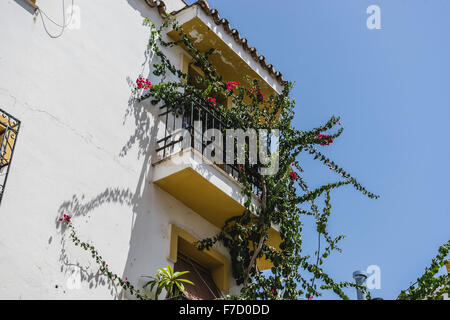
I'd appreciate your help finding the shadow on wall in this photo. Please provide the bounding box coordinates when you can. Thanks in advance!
[56,188,135,299]
[55,0,169,299]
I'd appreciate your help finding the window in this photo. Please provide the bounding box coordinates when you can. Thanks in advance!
[174,252,221,300]
[0,109,20,204]
[169,224,230,297]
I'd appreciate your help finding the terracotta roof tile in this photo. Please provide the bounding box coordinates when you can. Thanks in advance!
[144,0,288,86]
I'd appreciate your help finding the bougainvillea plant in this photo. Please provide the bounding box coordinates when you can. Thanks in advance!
[59,214,148,300]
[397,240,450,300]
[133,16,379,300]
[59,215,194,300]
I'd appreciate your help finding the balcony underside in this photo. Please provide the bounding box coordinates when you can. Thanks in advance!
[152,148,281,270]
[155,166,244,228]
[168,7,282,96]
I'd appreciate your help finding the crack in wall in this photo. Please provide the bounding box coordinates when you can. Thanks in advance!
[0,87,139,174]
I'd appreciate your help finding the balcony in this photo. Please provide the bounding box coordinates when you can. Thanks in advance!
[152,97,280,269]
[168,2,284,96]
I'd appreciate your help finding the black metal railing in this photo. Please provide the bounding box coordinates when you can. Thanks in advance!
[156,95,262,196]
[0,108,20,205]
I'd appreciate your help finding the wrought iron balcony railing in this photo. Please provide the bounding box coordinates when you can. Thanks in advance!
[156,95,262,196]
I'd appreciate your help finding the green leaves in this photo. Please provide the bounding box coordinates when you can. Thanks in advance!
[143,265,194,300]
[398,240,450,300]
[66,222,147,300]
[137,16,381,300]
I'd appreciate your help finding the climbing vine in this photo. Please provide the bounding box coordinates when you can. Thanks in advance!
[59,214,194,300]
[134,16,378,300]
[397,240,450,300]
[59,214,148,300]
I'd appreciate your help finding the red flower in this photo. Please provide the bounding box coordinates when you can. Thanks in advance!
[125,277,128,281]
[226,81,240,90]
[249,87,265,101]
[136,77,152,89]
[338,122,341,125]
[206,97,217,105]
[59,214,72,223]
[290,171,297,180]
[315,134,333,146]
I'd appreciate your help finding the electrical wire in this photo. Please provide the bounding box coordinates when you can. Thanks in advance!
[36,0,75,39]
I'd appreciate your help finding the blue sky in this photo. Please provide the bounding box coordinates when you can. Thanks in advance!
[191,0,450,299]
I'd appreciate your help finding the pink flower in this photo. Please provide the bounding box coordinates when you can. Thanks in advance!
[249,87,265,101]
[136,77,152,89]
[206,97,217,105]
[226,81,240,90]
[308,296,314,300]
[338,122,341,125]
[290,171,297,180]
[315,134,333,146]
[125,277,128,281]
[59,214,72,223]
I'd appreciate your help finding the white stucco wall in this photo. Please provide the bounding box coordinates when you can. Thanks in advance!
[0,0,240,299]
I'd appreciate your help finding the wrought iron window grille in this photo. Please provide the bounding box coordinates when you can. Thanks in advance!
[0,108,21,204]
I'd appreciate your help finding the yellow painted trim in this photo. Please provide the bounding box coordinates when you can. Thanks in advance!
[24,0,38,9]
[226,96,232,109]
[181,51,232,110]
[182,53,206,79]
[155,148,281,271]
[181,54,191,82]
[169,224,230,293]
[168,17,280,97]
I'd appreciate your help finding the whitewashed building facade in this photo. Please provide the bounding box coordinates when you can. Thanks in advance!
[0,0,285,299]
